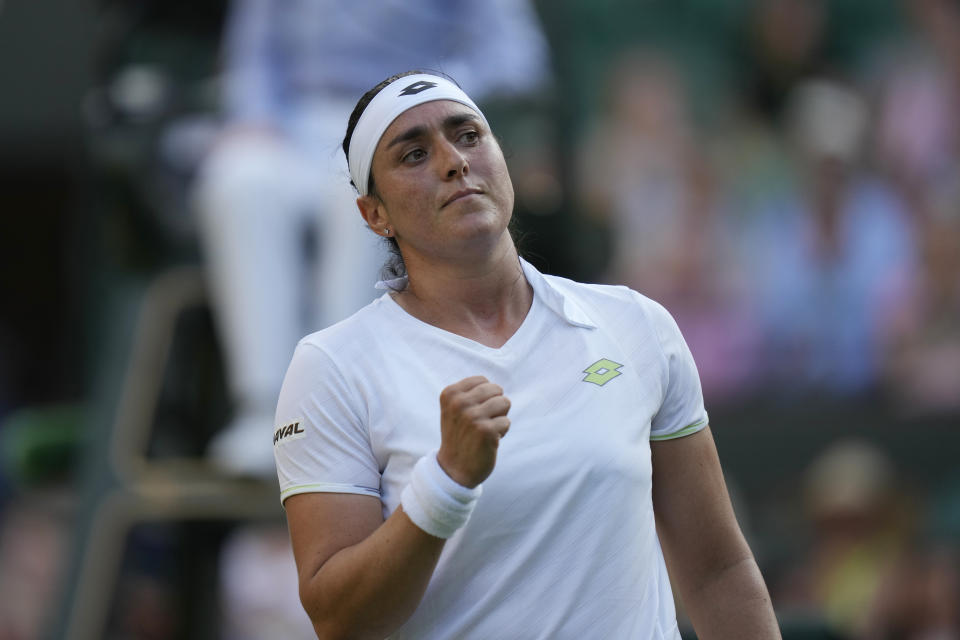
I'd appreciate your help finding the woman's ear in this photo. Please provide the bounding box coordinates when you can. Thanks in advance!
[357,194,390,236]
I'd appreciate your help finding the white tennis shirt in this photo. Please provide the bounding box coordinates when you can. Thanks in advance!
[274,258,708,639]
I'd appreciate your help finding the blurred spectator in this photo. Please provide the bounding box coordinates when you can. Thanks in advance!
[862,544,960,640]
[738,0,828,124]
[575,49,761,403]
[861,0,960,415]
[111,572,179,640]
[743,79,917,397]
[880,202,960,416]
[576,49,702,302]
[192,0,552,476]
[218,524,314,639]
[873,51,957,197]
[870,0,960,206]
[776,439,915,639]
[0,495,71,640]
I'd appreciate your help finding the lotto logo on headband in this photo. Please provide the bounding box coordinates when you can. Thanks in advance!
[399,80,438,96]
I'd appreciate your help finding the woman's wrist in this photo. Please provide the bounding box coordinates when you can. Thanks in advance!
[401,451,482,539]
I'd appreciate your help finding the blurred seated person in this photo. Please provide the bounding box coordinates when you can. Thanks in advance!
[743,79,918,397]
[775,439,914,639]
[880,199,960,416]
[862,543,960,640]
[869,18,960,416]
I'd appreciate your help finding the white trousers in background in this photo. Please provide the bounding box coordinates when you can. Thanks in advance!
[193,101,386,418]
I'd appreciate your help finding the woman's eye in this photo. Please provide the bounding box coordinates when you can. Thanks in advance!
[460,131,479,144]
[402,148,426,163]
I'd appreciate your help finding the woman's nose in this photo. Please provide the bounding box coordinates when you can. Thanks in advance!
[438,140,468,178]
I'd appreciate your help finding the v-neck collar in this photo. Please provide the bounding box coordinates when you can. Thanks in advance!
[377,258,596,354]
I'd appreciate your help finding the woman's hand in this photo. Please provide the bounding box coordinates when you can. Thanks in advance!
[436,376,511,488]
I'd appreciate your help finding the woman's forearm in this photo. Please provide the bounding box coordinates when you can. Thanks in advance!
[301,507,445,640]
[682,554,781,640]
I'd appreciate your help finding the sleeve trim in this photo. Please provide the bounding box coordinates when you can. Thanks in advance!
[280,482,381,505]
[650,418,707,442]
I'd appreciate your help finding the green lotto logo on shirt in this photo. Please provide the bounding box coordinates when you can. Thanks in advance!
[274,420,306,446]
[582,358,624,386]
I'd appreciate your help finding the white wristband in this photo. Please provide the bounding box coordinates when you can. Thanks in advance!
[401,451,482,539]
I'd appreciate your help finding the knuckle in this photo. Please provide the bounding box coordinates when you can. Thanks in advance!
[447,394,467,412]
[489,418,508,434]
[465,375,487,389]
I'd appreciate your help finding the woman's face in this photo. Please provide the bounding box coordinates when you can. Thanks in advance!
[359,100,515,265]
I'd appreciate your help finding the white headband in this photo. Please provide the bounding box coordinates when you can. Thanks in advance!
[347,73,489,196]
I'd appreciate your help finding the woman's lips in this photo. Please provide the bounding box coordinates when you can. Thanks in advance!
[442,188,483,207]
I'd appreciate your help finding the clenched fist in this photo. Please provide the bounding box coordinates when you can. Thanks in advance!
[436,376,511,488]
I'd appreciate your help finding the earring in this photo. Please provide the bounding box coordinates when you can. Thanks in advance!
[383,228,391,236]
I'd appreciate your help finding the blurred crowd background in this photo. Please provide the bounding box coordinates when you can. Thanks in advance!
[1,0,959,638]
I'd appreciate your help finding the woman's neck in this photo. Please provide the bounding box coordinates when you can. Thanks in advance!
[391,243,533,348]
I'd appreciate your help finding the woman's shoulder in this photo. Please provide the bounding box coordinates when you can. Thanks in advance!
[538,271,682,353]
[541,271,663,318]
[280,298,395,401]
[296,295,394,362]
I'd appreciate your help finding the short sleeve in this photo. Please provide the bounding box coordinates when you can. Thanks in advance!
[645,301,709,441]
[273,341,381,505]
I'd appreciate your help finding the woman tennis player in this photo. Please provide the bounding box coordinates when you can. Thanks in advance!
[273,70,781,639]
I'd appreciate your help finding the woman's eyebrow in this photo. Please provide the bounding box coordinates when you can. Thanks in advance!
[386,125,427,149]
[443,113,480,129]
[385,112,481,149]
